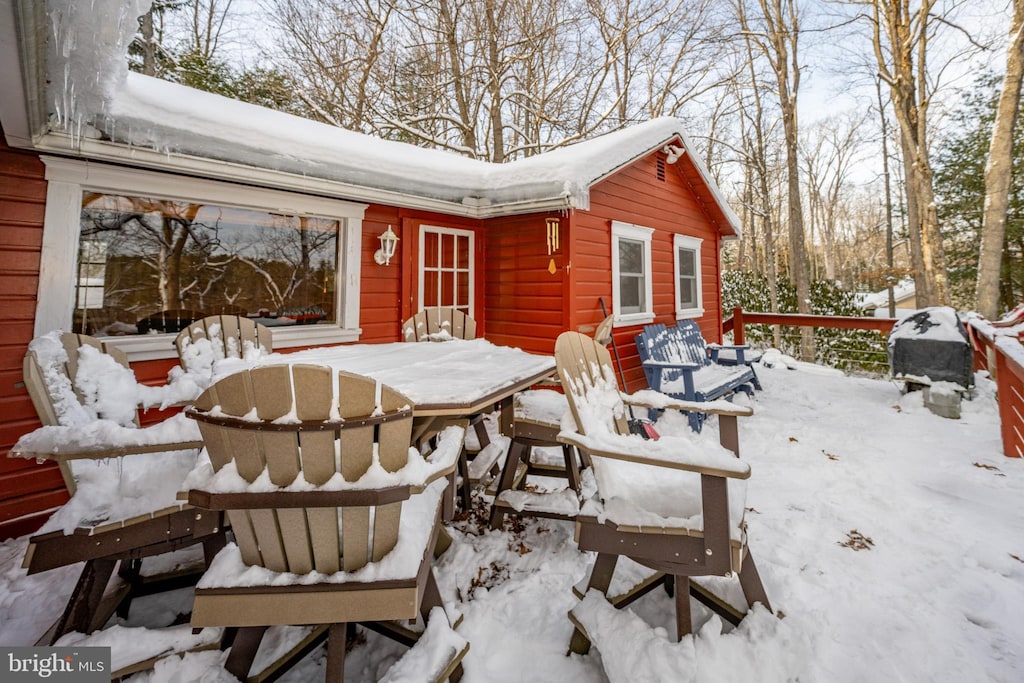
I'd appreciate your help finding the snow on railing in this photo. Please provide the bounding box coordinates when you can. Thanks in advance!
[967,316,1024,458]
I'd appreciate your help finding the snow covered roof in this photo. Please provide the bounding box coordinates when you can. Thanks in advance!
[860,277,916,310]
[0,0,741,233]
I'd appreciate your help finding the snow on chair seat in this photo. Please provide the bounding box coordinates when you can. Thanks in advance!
[489,387,591,529]
[184,364,468,682]
[635,323,758,432]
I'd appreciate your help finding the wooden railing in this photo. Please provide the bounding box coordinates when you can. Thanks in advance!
[968,319,1024,458]
[723,307,898,344]
[724,307,1023,459]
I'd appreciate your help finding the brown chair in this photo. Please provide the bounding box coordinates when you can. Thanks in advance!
[185,365,469,682]
[402,307,477,342]
[174,315,273,375]
[12,332,222,644]
[552,331,771,654]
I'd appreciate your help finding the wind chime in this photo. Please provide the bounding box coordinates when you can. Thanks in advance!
[545,217,560,274]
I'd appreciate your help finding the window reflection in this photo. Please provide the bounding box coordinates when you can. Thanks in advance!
[72,193,339,336]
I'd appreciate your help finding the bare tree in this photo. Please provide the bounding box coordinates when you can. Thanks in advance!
[976,0,1024,319]
[737,0,813,359]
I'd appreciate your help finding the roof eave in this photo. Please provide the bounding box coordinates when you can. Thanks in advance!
[32,131,576,219]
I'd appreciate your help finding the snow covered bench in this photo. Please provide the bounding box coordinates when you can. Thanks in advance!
[635,323,758,432]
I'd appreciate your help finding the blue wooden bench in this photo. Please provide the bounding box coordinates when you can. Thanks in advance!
[635,323,758,431]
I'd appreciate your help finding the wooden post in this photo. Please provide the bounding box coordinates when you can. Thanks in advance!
[732,307,745,346]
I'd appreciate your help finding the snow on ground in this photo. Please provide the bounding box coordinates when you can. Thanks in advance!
[1,362,1022,682]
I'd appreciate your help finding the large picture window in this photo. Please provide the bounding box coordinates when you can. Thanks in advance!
[673,234,704,319]
[39,158,366,360]
[611,221,654,325]
[74,194,339,336]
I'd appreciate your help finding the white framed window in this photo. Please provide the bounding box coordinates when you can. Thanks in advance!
[38,157,368,361]
[611,221,654,326]
[673,234,704,319]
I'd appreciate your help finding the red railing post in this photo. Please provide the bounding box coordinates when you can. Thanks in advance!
[733,307,745,346]
[994,344,1024,458]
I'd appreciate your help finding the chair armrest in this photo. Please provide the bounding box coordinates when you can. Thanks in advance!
[9,413,204,462]
[556,431,750,479]
[11,440,204,462]
[621,390,754,417]
[640,359,701,371]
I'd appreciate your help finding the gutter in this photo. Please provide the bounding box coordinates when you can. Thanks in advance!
[32,131,576,219]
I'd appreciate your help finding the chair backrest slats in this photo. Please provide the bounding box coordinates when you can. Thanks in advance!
[554,331,630,437]
[175,315,272,374]
[192,366,416,575]
[401,307,477,342]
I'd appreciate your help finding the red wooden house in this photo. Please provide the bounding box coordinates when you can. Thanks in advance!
[0,3,741,538]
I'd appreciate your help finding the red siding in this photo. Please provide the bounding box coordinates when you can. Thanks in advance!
[483,213,568,354]
[570,151,725,392]
[0,128,69,537]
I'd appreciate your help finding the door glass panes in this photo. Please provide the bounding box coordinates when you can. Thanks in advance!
[421,227,473,315]
[618,238,646,314]
[72,193,339,336]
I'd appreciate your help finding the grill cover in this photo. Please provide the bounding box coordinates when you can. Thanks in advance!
[887,307,972,388]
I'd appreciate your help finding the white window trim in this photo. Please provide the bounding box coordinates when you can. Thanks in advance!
[417,225,475,317]
[610,221,654,327]
[38,156,368,361]
[673,234,705,319]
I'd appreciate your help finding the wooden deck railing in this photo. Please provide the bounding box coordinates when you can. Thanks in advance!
[723,307,899,344]
[724,307,1023,459]
[968,319,1024,458]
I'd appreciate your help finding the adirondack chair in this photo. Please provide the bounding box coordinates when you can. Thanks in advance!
[185,365,469,682]
[553,331,770,654]
[677,319,763,387]
[174,314,273,378]
[635,323,758,432]
[402,307,477,342]
[13,332,221,644]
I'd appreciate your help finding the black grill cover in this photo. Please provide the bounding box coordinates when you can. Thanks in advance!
[887,307,973,388]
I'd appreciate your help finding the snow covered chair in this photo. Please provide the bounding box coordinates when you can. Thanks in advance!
[402,307,477,342]
[635,323,758,432]
[185,365,469,682]
[12,332,221,644]
[676,319,763,382]
[553,331,770,653]
[174,314,272,377]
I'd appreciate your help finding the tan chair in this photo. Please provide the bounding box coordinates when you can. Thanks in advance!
[553,331,771,654]
[185,365,469,682]
[13,332,221,644]
[174,315,272,375]
[402,307,477,342]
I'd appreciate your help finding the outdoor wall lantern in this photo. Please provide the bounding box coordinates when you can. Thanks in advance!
[375,225,399,265]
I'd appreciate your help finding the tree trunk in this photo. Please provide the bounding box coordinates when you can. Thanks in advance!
[976,0,1024,319]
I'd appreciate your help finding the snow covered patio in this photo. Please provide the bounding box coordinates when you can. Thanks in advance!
[1,361,1021,682]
